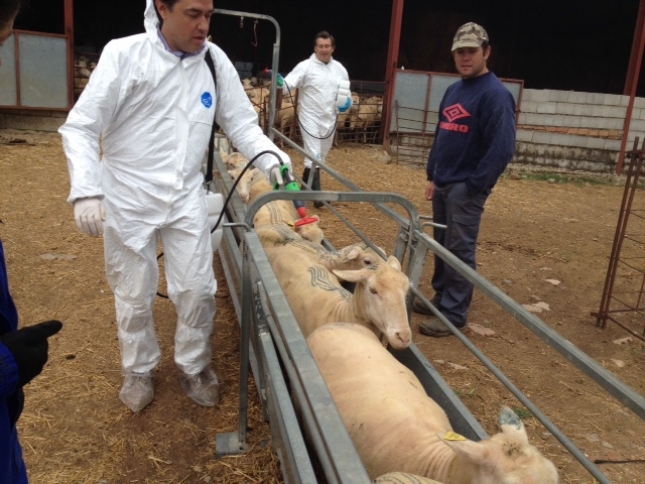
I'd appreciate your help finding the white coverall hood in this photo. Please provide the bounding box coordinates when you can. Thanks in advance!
[60,0,291,378]
[143,0,159,35]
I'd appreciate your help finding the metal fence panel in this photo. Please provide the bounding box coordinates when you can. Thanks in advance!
[0,36,18,106]
[18,33,69,108]
[390,71,429,133]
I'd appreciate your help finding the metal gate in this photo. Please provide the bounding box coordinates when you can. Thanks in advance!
[595,137,645,340]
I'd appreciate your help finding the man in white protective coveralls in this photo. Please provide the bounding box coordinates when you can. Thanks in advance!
[281,31,351,208]
[59,0,292,412]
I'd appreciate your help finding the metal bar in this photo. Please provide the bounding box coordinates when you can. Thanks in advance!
[244,189,418,239]
[625,0,645,95]
[258,329,318,483]
[604,314,645,343]
[64,0,75,109]
[618,16,645,174]
[14,32,21,107]
[406,288,612,483]
[255,283,318,483]
[598,144,645,328]
[272,128,415,231]
[596,140,642,327]
[212,9,281,141]
[244,233,372,483]
[238,240,252,448]
[12,29,69,39]
[417,231,645,423]
[423,73,432,136]
[382,0,405,151]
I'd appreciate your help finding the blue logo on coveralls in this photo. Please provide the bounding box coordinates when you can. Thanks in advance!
[201,92,213,108]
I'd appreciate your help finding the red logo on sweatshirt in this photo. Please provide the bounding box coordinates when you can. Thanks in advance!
[443,103,470,122]
[440,103,470,133]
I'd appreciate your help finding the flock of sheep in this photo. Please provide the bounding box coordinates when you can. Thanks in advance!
[241,77,384,146]
[221,151,560,484]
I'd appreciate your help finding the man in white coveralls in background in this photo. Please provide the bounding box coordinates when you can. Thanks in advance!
[59,0,292,412]
[280,31,351,207]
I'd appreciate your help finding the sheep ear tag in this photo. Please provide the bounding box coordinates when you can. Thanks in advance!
[444,431,467,441]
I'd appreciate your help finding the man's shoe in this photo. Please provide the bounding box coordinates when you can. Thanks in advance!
[179,367,220,406]
[418,317,466,337]
[412,297,441,316]
[120,373,154,412]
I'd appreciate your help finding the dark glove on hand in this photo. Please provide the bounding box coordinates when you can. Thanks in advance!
[0,320,63,387]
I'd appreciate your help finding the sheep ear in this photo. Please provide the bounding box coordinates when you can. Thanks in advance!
[344,246,362,261]
[386,255,401,271]
[333,268,371,283]
[499,406,529,445]
[437,432,489,465]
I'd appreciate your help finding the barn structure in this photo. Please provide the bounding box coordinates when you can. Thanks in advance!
[3,0,645,173]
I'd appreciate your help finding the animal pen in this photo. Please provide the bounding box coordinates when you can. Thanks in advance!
[208,9,645,483]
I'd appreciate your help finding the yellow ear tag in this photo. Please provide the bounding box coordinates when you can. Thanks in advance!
[444,431,466,441]
[287,221,295,227]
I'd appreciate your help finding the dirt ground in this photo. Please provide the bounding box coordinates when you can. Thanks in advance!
[2,129,645,484]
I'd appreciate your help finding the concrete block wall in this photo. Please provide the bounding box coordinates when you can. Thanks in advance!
[516,89,645,173]
[0,109,67,132]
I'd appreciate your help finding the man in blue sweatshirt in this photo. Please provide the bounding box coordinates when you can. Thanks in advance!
[414,22,516,337]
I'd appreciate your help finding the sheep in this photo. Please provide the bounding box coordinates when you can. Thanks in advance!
[349,100,380,144]
[307,323,559,483]
[264,247,411,349]
[334,93,361,147]
[273,101,297,144]
[221,150,251,171]
[282,88,298,105]
[254,203,324,245]
[256,224,381,270]
[248,86,270,107]
[247,169,274,203]
[222,150,325,244]
[226,159,325,245]
[334,111,350,147]
[226,165,257,204]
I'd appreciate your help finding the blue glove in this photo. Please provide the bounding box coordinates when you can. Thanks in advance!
[338,96,352,113]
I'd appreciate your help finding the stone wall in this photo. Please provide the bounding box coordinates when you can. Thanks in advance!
[515,89,645,173]
[390,88,645,173]
[0,109,67,132]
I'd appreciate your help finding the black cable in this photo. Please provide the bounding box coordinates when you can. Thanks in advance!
[283,78,338,141]
[156,149,285,299]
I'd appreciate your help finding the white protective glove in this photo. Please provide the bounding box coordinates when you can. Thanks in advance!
[267,151,292,189]
[270,166,285,188]
[73,197,105,237]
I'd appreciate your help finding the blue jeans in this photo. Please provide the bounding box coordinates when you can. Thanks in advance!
[431,182,489,327]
